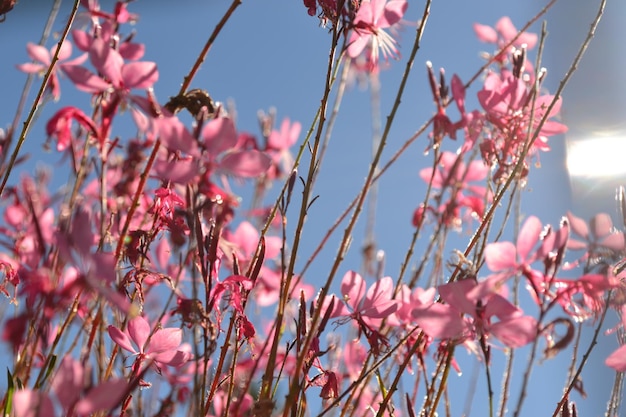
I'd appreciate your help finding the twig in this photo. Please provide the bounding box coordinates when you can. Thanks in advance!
[551,293,611,416]
[0,0,80,198]
[177,0,242,96]
[512,2,607,414]
[285,2,432,415]
[2,0,62,168]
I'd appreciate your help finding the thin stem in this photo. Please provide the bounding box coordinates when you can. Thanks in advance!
[363,70,382,277]
[606,310,626,416]
[498,348,514,417]
[269,24,342,412]
[310,51,350,190]
[285,4,431,415]
[177,0,242,96]
[480,337,494,417]
[318,326,421,416]
[449,0,596,285]
[297,0,555,282]
[375,331,426,417]
[427,345,454,417]
[0,0,80,198]
[114,141,161,262]
[2,0,62,168]
[551,293,612,416]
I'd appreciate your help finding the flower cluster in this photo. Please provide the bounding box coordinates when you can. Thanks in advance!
[0,2,623,417]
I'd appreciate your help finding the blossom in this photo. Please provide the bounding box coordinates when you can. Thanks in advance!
[78,0,137,26]
[566,211,625,267]
[12,355,128,417]
[347,0,408,65]
[425,65,467,147]
[108,315,191,368]
[334,270,398,328]
[552,273,619,320]
[485,216,552,304]
[419,151,491,227]
[484,215,543,275]
[478,71,567,158]
[45,106,99,151]
[73,20,144,60]
[474,16,538,51]
[303,0,341,27]
[221,221,313,306]
[473,16,538,69]
[62,38,158,96]
[16,41,86,100]
[201,116,272,178]
[266,118,301,179]
[413,279,538,347]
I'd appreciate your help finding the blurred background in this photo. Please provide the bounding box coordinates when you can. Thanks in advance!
[0,0,623,415]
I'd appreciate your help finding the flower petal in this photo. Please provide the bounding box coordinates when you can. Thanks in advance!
[74,378,128,416]
[26,43,51,65]
[61,65,110,93]
[490,315,537,347]
[127,316,151,351]
[107,325,136,354]
[606,345,626,372]
[413,303,470,340]
[341,271,366,312]
[484,241,517,271]
[203,117,238,156]
[121,61,158,89]
[89,38,123,86]
[517,216,543,262]
[147,327,182,355]
[473,23,498,44]
[219,150,271,177]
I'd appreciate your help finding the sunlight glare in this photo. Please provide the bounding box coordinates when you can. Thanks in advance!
[566,135,626,178]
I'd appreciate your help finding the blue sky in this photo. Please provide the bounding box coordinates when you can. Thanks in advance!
[1,1,623,416]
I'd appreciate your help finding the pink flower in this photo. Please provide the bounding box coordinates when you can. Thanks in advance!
[202,116,272,178]
[477,72,567,164]
[347,0,408,65]
[419,151,491,227]
[16,41,86,100]
[566,211,625,266]
[413,279,538,347]
[266,118,301,179]
[108,315,191,369]
[483,215,552,299]
[335,271,398,328]
[12,356,129,417]
[78,0,137,26]
[61,37,158,144]
[396,284,436,324]
[223,221,282,265]
[11,390,55,417]
[552,273,619,320]
[73,20,144,60]
[221,221,314,306]
[303,0,317,16]
[45,106,99,151]
[62,38,158,96]
[425,65,467,147]
[474,16,538,51]
[484,215,543,274]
